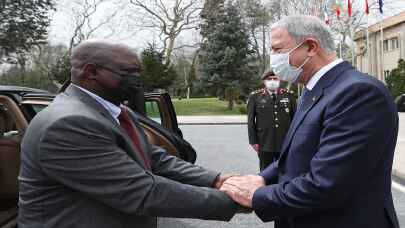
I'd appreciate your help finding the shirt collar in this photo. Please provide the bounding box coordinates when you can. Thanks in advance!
[305,58,343,91]
[72,84,121,122]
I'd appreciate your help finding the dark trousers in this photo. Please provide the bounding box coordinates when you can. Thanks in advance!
[258,150,280,172]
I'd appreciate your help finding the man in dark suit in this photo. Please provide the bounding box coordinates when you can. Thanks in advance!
[220,15,400,228]
[247,70,295,171]
[18,41,238,228]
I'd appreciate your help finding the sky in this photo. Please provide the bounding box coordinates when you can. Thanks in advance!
[47,0,405,51]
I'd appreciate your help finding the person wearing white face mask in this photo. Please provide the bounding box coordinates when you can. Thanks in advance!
[247,69,296,172]
[220,15,399,228]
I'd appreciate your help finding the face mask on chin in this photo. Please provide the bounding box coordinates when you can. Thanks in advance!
[270,41,311,84]
[264,80,280,91]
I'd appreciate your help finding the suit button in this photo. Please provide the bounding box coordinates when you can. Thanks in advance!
[274,105,277,108]
[275,111,278,114]
[275,124,279,128]
[275,118,279,121]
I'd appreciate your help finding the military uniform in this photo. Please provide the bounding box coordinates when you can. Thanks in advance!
[247,88,296,171]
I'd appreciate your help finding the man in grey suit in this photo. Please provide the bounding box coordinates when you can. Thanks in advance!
[18,41,238,228]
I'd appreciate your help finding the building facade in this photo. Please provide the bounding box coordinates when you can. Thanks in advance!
[355,11,405,82]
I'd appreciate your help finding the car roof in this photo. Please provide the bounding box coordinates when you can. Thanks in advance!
[0,85,50,94]
[0,86,55,103]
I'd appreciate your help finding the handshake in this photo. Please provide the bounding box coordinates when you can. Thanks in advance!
[214,174,266,210]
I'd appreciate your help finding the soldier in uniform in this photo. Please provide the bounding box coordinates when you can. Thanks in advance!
[247,69,296,172]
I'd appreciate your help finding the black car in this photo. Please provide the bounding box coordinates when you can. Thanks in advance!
[0,85,196,228]
[395,94,405,112]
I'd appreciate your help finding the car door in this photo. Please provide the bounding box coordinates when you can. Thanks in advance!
[0,95,28,228]
[132,92,196,163]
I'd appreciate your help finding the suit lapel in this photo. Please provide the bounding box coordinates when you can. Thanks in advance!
[64,85,148,169]
[280,87,323,154]
[279,61,354,161]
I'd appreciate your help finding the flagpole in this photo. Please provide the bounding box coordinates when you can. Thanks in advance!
[349,24,355,66]
[380,16,385,82]
[339,35,343,58]
[378,0,385,82]
[366,15,369,73]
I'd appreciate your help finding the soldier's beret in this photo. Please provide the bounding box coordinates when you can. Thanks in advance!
[261,69,275,80]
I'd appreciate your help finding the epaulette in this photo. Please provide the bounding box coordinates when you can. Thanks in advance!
[250,88,264,95]
[278,88,288,94]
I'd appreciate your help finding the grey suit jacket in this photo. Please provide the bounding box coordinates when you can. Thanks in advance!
[18,85,237,228]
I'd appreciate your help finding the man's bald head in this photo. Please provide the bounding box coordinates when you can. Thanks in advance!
[70,41,141,82]
[69,40,143,105]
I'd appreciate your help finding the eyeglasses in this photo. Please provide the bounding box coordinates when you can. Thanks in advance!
[93,63,141,79]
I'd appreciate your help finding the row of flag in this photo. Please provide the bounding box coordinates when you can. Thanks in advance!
[324,0,384,25]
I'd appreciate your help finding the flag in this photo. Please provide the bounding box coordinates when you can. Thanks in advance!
[336,0,342,18]
[365,0,369,15]
[347,0,352,17]
[379,0,383,14]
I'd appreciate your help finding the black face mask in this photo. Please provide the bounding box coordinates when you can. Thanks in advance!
[116,73,143,102]
[93,63,143,104]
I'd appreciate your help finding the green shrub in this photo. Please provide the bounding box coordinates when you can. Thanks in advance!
[239,106,247,114]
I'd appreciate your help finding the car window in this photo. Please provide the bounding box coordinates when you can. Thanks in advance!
[145,100,162,124]
[30,104,47,114]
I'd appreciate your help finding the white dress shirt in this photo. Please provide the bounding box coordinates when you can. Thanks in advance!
[72,84,121,123]
[306,58,344,91]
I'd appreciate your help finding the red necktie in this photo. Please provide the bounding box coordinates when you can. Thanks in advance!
[118,108,151,170]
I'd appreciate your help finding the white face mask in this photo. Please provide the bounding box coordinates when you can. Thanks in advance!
[264,80,280,91]
[270,42,311,83]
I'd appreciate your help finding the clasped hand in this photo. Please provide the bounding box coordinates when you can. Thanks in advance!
[219,175,265,208]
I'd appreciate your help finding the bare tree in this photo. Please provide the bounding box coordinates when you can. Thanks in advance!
[266,0,326,21]
[68,0,119,52]
[265,0,397,60]
[30,44,69,88]
[128,0,202,66]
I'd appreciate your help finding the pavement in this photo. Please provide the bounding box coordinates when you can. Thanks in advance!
[177,115,247,125]
[177,113,405,183]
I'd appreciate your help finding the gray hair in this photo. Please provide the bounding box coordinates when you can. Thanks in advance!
[272,15,336,54]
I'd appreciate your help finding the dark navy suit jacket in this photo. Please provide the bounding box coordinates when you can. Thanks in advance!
[252,62,400,228]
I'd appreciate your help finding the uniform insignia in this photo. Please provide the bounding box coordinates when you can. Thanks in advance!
[250,88,264,95]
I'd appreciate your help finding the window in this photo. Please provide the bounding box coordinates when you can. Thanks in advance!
[30,104,47,114]
[383,40,389,52]
[391,37,399,50]
[384,37,400,52]
[145,100,162,124]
